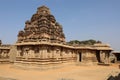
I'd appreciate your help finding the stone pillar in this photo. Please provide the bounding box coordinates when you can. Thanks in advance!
[47,49,50,58]
[56,49,60,60]
[68,50,71,58]
[52,49,55,58]
[41,48,44,59]
[77,52,80,62]
[42,49,45,58]
[23,51,27,59]
[1,51,5,58]
[105,52,110,64]
[100,51,104,63]
[40,46,47,59]
[39,49,43,58]
[49,48,52,58]
[44,48,47,58]
[59,48,64,61]
[62,50,65,59]
[72,50,76,58]
[53,49,56,58]
[61,50,64,63]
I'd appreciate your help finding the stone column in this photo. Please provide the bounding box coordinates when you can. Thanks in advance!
[39,49,43,58]
[23,51,25,58]
[62,50,65,59]
[105,52,110,64]
[59,48,63,60]
[53,49,56,59]
[47,49,50,58]
[41,48,44,59]
[1,51,5,58]
[52,49,55,58]
[49,49,52,58]
[56,49,60,60]
[76,50,81,62]
[41,46,47,59]
[77,52,80,62]
[60,50,64,63]
[73,50,76,58]
[44,48,47,59]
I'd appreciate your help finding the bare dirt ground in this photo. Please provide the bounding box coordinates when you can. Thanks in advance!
[0,63,120,80]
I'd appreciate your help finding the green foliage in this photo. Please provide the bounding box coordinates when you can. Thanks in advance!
[67,39,102,46]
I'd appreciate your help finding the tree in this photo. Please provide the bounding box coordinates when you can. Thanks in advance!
[67,39,102,46]
[96,40,102,43]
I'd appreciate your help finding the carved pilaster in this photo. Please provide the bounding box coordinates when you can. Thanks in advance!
[29,49,35,58]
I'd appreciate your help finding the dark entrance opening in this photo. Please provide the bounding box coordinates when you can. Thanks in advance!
[115,54,120,61]
[96,50,101,63]
[79,53,82,62]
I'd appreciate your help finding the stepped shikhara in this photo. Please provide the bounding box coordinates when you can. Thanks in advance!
[17,6,65,44]
[14,5,112,65]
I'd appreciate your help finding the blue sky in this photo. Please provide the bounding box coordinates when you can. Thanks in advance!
[0,0,120,51]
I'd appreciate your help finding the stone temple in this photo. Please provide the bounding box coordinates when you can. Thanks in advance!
[0,6,113,65]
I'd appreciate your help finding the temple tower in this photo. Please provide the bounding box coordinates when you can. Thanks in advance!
[17,5,65,44]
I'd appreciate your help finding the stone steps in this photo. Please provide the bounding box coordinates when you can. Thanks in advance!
[15,57,76,65]
[0,59,10,63]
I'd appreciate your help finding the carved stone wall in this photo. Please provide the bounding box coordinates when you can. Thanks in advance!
[0,42,11,63]
[16,45,77,64]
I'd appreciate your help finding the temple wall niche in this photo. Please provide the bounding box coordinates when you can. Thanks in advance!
[0,44,11,60]
[0,50,9,58]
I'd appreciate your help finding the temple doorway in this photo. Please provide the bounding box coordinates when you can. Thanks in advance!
[115,54,120,61]
[96,50,101,63]
[79,52,82,62]
[112,52,120,63]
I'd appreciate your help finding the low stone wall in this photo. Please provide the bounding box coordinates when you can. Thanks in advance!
[13,62,76,70]
[0,59,10,64]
